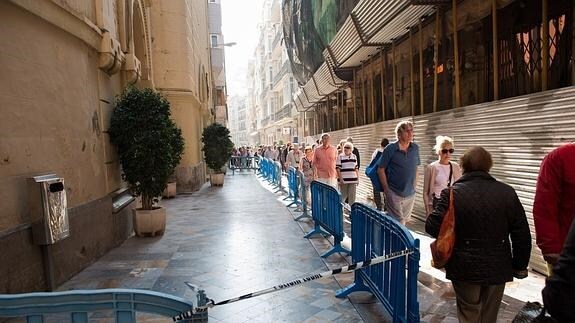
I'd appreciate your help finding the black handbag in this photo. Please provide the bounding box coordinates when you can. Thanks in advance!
[512,302,557,323]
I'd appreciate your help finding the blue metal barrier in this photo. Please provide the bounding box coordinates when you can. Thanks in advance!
[260,158,272,182]
[256,156,265,177]
[284,167,301,208]
[336,203,420,323]
[304,181,350,258]
[0,288,208,323]
[293,170,312,221]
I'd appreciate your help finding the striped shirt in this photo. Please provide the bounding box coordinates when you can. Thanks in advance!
[336,153,359,184]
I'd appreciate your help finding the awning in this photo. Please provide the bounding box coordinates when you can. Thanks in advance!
[294,0,436,109]
[249,131,259,137]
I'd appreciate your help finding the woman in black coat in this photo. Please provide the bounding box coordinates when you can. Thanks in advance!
[426,146,531,323]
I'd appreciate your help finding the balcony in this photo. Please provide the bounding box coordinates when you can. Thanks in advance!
[272,62,291,88]
[274,103,294,121]
[272,29,282,49]
[262,115,276,126]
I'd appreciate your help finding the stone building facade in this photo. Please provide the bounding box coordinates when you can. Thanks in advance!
[0,0,212,292]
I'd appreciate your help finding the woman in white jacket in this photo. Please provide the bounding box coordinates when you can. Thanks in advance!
[423,136,462,215]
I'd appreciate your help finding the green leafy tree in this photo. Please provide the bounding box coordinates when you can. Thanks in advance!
[109,87,185,210]
[201,123,234,172]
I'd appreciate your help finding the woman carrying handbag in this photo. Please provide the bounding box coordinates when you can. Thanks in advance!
[426,146,532,323]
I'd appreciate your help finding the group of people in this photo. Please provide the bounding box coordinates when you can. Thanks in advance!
[251,120,574,322]
[274,134,361,207]
[420,135,574,321]
[303,118,573,322]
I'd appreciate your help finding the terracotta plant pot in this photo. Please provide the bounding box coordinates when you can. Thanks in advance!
[162,182,177,198]
[132,207,166,237]
[210,173,225,186]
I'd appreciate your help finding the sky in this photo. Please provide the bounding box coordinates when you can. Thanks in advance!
[220,0,264,97]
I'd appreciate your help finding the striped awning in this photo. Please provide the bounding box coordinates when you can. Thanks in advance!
[294,0,436,110]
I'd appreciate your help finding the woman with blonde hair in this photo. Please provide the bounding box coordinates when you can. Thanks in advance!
[423,135,462,215]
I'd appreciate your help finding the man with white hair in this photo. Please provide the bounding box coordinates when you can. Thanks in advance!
[286,143,301,169]
[377,120,420,224]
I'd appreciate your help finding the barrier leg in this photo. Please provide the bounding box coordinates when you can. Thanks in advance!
[320,241,351,258]
[303,223,330,238]
[294,208,312,221]
[335,273,371,298]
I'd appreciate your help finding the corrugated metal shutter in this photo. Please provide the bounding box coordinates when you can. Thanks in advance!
[321,85,575,274]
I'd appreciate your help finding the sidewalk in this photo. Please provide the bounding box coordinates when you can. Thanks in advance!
[59,172,545,322]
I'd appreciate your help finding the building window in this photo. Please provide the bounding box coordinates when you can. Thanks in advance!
[210,35,218,48]
[268,66,273,89]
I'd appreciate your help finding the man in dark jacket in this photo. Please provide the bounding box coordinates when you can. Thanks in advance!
[426,146,531,323]
[542,218,575,322]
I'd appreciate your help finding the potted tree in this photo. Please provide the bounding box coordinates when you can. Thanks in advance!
[109,87,184,237]
[201,122,234,186]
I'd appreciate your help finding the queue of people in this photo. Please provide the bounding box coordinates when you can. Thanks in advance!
[251,121,573,322]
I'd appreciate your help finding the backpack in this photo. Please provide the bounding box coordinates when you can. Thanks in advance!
[365,151,383,192]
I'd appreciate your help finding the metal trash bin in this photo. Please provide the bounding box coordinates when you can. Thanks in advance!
[28,174,70,245]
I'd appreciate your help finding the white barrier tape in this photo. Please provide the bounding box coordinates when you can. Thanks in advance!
[172,248,414,321]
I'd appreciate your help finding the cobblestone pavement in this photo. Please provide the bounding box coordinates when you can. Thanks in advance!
[58,172,545,322]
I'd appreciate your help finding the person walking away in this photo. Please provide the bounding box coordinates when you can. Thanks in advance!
[533,142,575,274]
[423,135,462,215]
[426,146,531,323]
[542,217,575,322]
[336,142,359,207]
[371,138,389,211]
[377,120,420,224]
[313,133,338,188]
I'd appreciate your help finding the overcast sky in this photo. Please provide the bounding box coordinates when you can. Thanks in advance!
[220,0,264,97]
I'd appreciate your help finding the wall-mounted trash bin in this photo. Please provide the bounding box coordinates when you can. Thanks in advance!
[28,174,70,245]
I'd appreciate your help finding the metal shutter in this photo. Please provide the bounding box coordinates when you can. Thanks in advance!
[321,85,575,274]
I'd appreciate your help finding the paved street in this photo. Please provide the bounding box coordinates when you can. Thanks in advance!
[59,172,545,322]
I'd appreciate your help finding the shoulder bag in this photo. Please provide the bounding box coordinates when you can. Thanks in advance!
[430,186,455,269]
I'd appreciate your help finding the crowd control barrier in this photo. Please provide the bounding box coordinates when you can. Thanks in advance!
[293,170,311,221]
[284,166,301,208]
[0,288,208,323]
[336,203,420,323]
[259,158,272,182]
[304,181,350,258]
[229,156,259,175]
